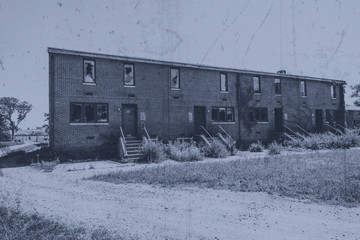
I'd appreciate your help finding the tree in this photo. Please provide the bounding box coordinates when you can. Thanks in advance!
[42,113,49,134]
[0,113,10,141]
[0,97,32,139]
[350,84,360,106]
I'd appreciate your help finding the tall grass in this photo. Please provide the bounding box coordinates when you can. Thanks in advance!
[91,149,360,205]
[0,206,128,240]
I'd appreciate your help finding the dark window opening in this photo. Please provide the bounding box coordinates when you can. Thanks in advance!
[211,107,234,122]
[274,78,281,95]
[249,108,268,122]
[331,84,336,98]
[70,103,109,123]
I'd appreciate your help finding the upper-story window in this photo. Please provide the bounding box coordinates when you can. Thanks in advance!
[124,63,135,86]
[170,68,180,89]
[274,78,281,95]
[220,73,228,92]
[300,80,307,97]
[331,84,336,99]
[83,59,95,83]
[253,76,261,93]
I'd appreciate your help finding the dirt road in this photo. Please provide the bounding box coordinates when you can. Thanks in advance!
[1,161,359,240]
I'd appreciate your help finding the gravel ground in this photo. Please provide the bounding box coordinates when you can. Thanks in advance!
[1,157,360,240]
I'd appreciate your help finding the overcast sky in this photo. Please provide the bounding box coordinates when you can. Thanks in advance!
[0,0,359,129]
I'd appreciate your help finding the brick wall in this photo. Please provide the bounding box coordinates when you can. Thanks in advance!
[49,50,345,158]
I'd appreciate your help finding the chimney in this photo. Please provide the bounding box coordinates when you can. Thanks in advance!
[277,70,286,74]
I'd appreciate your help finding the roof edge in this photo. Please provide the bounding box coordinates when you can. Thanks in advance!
[48,47,346,84]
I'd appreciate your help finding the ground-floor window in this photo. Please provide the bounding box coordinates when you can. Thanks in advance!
[70,103,108,123]
[249,108,268,122]
[326,109,338,125]
[211,107,234,122]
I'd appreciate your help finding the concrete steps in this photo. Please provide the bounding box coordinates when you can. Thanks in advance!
[123,137,143,162]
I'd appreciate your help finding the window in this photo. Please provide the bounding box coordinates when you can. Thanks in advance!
[253,76,260,93]
[300,80,307,96]
[220,73,228,92]
[124,63,135,86]
[326,109,338,125]
[211,107,235,122]
[70,103,108,123]
[170,68,180,89]
[331,84,336,98]
[83,59,95,83]
[249,108,268,122]
[274,78,281,95]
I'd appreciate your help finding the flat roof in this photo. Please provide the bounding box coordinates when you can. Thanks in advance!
[48,47,346,84]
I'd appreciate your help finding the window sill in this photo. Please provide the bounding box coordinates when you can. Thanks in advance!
[220,91,228,94]
[171,88,180,91]
[300,96,308,98]
[83,82,96,86]
[124,85,135,88]
[254,92,261,95]
[70,122,109,126]
[211,121,235,125]
[254,122,269,124]
[275,94,282,97]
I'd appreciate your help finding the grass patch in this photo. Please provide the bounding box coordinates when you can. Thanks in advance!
[0,206,129,240]
[91,149,360,206]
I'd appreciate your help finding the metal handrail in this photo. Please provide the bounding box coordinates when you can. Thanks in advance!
[335,123,345,132]
[325,123,343,134]
[218,125,233,141]
[283,125,302,138]
[120,127,126,144]
[295,124,309,136]
[201,125,213,139]
[143,126,151,141]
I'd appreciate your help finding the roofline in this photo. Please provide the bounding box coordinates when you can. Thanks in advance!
[48,47,346,84]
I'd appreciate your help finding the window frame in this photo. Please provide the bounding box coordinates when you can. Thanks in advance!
[83,59,96,84]
[274,78,281,95]
[220,72,228,92]
[331,84,337,99]
[211,107,235,123]
[170,67,180,90]
[249,107,268,123]
[70,102,109,124]
[124,63,135,86]
[300,80,307,97]
[253,76,261,93]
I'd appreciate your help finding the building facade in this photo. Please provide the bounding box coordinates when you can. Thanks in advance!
[49,48,346,158]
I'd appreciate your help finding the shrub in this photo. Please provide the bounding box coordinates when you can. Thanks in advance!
[139,138,165,163]
[248,141,264,152]
[202,139,229,158]
[165,140,203,162]
[268,142,282,155]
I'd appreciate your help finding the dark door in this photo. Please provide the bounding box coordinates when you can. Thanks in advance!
[274,108,283,133]
[122,105,137,137]
[194,106,206,135]
[315,109,323,132]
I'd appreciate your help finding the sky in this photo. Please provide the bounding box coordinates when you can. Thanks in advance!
[0,0,359,129]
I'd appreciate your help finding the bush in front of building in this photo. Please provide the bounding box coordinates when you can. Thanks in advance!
[201,139,229,158]
[139,138,165,163]
[268,142,282,155]
[164,140,203,162]
[248,141,264,152]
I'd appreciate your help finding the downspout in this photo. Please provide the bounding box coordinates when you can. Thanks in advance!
[236,73,242,145]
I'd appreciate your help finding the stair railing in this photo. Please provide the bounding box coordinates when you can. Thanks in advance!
[119,127,127,157]
[217,125,235,148]
[143,125,151,142]
[295,124,309,136]
[283,125,304,139]
[201,125,213,140]
[335,123,345,133]
[325,123,343,135]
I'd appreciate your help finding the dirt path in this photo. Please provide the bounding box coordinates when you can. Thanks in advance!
[1,160,359,240]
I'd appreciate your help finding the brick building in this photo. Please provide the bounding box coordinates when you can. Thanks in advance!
[48,48,346,158]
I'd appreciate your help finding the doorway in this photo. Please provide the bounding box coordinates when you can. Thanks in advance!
[194,106,206,135]
[315,109,323,132]
[274,108,283,133]
[122,104,137,137]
